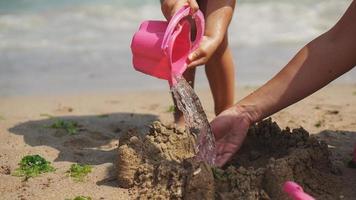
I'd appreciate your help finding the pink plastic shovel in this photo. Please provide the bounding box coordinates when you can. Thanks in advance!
[283,181,315,200]
[131,6,204,86]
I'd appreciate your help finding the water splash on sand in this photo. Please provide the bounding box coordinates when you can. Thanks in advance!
[171,76,216,165]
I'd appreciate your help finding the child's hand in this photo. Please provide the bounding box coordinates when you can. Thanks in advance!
[187,0,235,68]
[187,35,221,68]
[161,0,199,20]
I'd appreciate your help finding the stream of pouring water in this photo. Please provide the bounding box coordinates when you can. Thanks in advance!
[171,76,216,165]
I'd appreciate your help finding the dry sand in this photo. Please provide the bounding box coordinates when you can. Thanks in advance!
[0,84,356,200]
[118,120,341,199]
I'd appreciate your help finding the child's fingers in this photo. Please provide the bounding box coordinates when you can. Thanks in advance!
[187,57,206,68]
[188,49,199,61]
[188,0,199,13]
[188,47,206,61]
[187,48,207,68]
[167,0,198,19]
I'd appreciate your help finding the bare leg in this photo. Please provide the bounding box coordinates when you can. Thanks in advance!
[205,34,235,115]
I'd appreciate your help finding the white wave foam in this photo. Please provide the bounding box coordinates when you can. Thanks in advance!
[0,0,351,51]
[229,0,351,46]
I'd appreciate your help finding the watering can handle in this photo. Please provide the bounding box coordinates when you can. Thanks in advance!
[161,6,205,53]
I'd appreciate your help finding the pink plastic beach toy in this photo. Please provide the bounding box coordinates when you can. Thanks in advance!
[131,6,204,86]
[283,181,315,200]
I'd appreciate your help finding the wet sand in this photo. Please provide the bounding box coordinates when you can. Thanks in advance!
[0,84,355,199]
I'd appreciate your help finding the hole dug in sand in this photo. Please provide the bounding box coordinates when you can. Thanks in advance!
[117,119,341,200]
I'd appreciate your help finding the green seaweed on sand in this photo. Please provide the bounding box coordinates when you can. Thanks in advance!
[212,167,227,181]
[97,114,109,118]
[0,115,5,120]
[166,105,175,113]
[314,120,323,127]
[67,163,92,182]
[13,155,55,180]
[40,113,54,118]
[66,196,92,200]
[46,119,79,135]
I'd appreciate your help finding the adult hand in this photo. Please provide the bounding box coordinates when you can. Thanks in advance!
[210,105,255,167]
[161,0,199,20]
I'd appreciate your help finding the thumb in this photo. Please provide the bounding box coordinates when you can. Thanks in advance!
[210,116,229,141]
[187,48,207,68]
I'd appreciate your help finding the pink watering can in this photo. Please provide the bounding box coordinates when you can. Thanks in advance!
[131,6,204,86]
[283,181,315,200]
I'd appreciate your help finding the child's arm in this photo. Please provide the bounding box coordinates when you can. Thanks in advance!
[188,0,236,68]
[160,0,199,20]
[211,0,356,167]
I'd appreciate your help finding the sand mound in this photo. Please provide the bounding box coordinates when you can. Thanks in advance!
[117,119,341,199]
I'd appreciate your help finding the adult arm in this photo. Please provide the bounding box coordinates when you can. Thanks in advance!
[211,0,356,167]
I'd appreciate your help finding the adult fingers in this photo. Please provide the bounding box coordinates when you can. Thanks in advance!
[215,151,233,167]
[215,141,239,167]
[210,116,230,141]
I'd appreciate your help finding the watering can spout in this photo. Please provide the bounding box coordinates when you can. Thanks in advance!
[130,6,204,86]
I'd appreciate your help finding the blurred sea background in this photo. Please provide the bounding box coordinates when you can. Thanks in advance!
[0,0,355,96]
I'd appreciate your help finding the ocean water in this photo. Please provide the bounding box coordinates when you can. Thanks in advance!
[0,0,354,96]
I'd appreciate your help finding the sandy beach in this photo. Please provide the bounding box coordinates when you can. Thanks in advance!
[0,84,355,199]
[0,0,355,199]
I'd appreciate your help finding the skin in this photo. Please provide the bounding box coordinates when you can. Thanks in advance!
[160,0,236,125]
[211,0,356,167]
[195,0,236,116]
